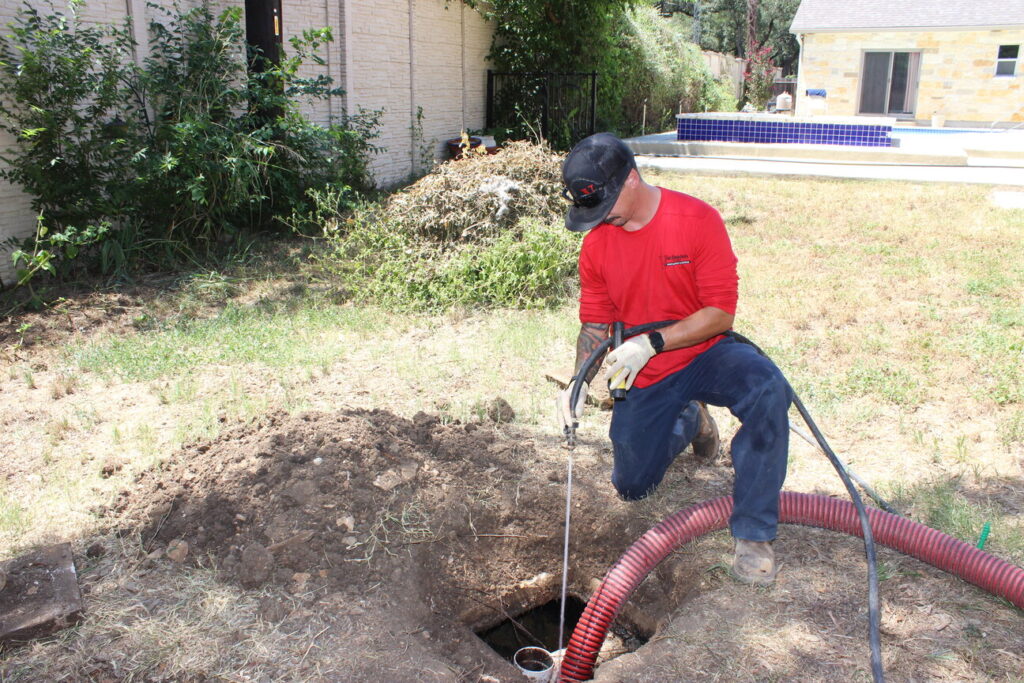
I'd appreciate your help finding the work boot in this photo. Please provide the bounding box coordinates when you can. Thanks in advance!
[731,539,777,586]
[691,401,720,460]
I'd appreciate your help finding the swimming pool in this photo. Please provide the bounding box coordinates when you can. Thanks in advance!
[893,127,1005,135]
[890,127,1024,155]
[676,113,895,147]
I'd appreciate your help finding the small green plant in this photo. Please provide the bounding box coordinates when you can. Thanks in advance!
[409,105,436,177]
[998,409,1024,448]
[0,485,30,538]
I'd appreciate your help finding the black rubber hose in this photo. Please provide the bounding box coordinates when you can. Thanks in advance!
[568,324,885,682]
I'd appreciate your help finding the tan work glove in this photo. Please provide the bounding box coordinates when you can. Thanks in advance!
[557,378,589,431]
[605,335,657,391]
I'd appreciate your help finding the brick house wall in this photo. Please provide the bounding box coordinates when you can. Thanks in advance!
[0,0,493,284]
[342,0,491,185]
[794,28,1024,124]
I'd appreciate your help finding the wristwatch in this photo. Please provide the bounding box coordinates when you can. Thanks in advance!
[647,331,665,354]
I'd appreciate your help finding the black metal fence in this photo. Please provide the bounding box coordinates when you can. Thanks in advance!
[486,70,597,149]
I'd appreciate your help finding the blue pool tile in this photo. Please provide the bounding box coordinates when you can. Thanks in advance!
[677,117,893,147]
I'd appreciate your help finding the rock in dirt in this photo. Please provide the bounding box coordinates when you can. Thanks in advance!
[290,572,311,593]
[165,539,189,564]
[258,596,289,623]
[266,531,314,556]
[99,458,125,478]
[373,462,418,491]
[238,544,274,588]
[281,480,318,507]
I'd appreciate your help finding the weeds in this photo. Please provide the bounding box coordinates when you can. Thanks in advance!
[0,484,30,540]
[350,498,437,562]
[50,371,79,399]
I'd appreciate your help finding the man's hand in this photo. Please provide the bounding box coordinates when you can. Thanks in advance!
[558,379,589,430]
[605,335,656,391]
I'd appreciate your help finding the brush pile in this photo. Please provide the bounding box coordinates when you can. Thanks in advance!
[383,140,565,243]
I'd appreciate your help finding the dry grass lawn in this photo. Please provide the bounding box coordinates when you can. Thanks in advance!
[0,171,1022,681]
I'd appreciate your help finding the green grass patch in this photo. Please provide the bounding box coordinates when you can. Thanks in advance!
[886,479,1024,565]
[69,299,391,382]
[0,484,31,541]
[841,361,923,406]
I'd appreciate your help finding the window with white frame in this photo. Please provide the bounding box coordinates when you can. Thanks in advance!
[996,45,1019,76]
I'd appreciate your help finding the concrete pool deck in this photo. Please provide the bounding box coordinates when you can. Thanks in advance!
[627,131,1024,186]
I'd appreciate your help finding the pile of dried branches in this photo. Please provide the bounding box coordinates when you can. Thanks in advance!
[383,140,565,243]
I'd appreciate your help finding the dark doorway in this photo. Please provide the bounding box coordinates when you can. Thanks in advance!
[245,0,282,71]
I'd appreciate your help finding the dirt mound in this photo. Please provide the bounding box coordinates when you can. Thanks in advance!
[110,408,681,678]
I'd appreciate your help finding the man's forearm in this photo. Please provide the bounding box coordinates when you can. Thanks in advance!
[574,322,609,383]
[657,306,734,352]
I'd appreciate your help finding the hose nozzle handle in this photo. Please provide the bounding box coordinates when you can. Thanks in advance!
[610,322,627,400]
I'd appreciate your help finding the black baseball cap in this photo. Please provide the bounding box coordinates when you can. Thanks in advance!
[562,132,636,232]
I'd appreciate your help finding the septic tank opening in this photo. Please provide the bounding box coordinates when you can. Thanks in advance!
[476,595,649,663]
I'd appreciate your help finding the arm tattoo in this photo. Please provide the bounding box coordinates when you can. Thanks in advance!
[575,322,609,384]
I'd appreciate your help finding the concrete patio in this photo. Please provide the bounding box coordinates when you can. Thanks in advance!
[626,130,1024,186]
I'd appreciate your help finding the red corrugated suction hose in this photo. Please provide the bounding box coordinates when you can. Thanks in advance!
[557,491,1024,682]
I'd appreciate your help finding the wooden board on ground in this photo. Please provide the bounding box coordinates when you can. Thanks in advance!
[544,371,614,410]
[0,543,83,646]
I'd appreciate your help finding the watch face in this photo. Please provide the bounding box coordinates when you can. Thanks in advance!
[649,332,665,353]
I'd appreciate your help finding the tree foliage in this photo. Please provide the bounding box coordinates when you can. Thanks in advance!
[618,7,736,131]
[464,0,636,74]
[464,0,735,144]
[696,0,799,73]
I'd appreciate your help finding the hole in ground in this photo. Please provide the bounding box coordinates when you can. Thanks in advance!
[476,595,650,665]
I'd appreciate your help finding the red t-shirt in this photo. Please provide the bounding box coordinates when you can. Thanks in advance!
[578,187,739,388]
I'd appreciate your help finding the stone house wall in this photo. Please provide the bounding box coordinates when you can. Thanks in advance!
[794,28,1024,124]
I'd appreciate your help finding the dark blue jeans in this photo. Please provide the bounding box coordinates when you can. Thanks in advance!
[609,336,791,542]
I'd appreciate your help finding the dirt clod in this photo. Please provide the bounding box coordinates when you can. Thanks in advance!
[485,397,516,423]
[99,458,124,478]
[238,544,274,589]
[165,539,189,563]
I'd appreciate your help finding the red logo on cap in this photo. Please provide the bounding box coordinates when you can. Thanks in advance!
[580,184,596,195]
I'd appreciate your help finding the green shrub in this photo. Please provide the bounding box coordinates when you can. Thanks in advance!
[0,0,137,280]
[465,1,735,146]
[0,0,379,287]
[321,213,578,311]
